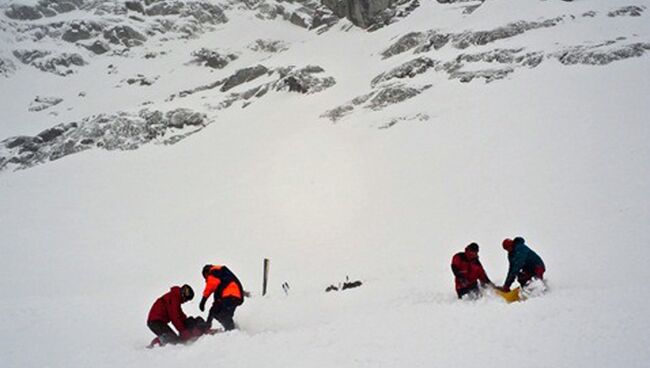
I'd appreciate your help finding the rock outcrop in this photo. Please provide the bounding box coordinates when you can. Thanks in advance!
[0,108,209,171]
[0,57,16,77]
[28,96,64,112]
[321,0,419,30]
[13,49,86,76]
[322,83,430,122]
[190,48,238,69]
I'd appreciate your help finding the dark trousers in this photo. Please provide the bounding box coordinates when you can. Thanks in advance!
[208,297,241,331]
[456,282,480,299]
[147,320,180,344]
[517,266,546,286]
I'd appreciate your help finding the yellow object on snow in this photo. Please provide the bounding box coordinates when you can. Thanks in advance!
[495,287,521,303]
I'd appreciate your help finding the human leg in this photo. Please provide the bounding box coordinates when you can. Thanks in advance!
[147,321,180,344]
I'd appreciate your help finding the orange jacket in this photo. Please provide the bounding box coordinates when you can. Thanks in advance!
[203,265,243,301]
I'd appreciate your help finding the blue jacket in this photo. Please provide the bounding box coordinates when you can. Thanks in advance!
[505,241,545,288]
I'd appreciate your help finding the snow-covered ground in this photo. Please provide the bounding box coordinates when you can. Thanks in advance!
[1,0,649,367]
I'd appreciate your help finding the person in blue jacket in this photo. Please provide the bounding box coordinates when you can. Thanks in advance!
[499,236,545,291]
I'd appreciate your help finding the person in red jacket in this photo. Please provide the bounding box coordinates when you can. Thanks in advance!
[147,284,196,345]
[199,264,244,331]
[451,243,493,299]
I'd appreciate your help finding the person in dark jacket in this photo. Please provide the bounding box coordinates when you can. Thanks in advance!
[451,243,493,299]
[199,264,244,331]
[147,284,203,346]
[499,237,546,291]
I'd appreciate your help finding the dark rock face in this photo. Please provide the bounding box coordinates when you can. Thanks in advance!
[191,48,238,69]
[13,49,86,76]
[61,21,103,43]
[220,65,269,92]
[169,64,336,105]
[382,17,565,58]
[321,83,430,121]
[608,6,645,17]
[4,0,82,20]
[366,83,429,110]
[556,42,650,65]
[0,108,209,171]
[5,5,43,20]
[103,25,147,47]
[124,74,158,86]
[372,57,437,87]
[381,32,428,59]
[218,65,336,109]
[322,0,418,29]
[82,40,111,55]
[125,1,146,14]
[449,67,514,83]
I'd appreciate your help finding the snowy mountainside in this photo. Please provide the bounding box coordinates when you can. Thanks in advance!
[1,0,650,367]
[1,0,648,169]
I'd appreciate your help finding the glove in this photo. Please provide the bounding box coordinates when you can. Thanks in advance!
[199,296,207,312]
[497,285,510,292]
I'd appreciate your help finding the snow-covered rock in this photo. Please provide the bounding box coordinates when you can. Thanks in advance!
[0,108,209,171]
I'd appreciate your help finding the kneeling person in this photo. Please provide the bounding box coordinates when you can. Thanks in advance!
[147,284,198,345]
[451,242,493,299]
[500,236,546,292]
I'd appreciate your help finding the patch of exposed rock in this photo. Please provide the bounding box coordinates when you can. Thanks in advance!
[378,113,429,129]
[218,65,337,109]
[169,64,335,103]
[248,39,289,53]
[322,0,420,30]
[61,21,103,43]
[381,16,565,58]
[190,48,238,69]
[28,96,63,112]
[0,57,16,77]
[81,40,111,55]
[229,0,339,31]
[607,6,645,17]
[121,74,159,86]
[221,65,270,92]
[555,42,650,65]
[372,57,438,87]
[4,0,83,20]
[103,25,147,47]
[4,0,229,54]
[13,49,86,76]
[321,83,431,122]
[448,67,514,83]
[0,108,209,171]
[453,18,564,49]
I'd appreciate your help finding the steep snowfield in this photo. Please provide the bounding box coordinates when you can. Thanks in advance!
[1,0,649,367]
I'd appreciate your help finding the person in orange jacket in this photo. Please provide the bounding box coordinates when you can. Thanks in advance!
[199,264,244,331]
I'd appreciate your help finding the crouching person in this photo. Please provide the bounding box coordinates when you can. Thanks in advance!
[147,284,199,346]
[199,264,244,331]
[451,242,493,299]
[499,237,546,292]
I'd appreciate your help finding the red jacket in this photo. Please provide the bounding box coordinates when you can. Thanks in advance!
[451,252,490,290]
[147,286,189,337]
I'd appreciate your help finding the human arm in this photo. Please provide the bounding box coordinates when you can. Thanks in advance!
[200,276,221,311]
[503,249,528,289]
[168,289,189,337]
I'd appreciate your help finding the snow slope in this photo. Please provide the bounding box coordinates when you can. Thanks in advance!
[1,0,649,367]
